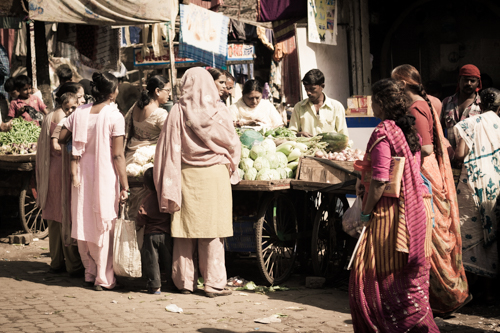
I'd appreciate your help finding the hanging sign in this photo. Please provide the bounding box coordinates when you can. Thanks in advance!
[307,0,338,45]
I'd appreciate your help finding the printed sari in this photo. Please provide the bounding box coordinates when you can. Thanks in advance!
[421,105,469,315]
[349,120,438,332]
[454,111,500,278]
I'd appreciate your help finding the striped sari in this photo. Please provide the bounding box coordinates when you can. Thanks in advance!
[421,106,469,315]
[349,120,438,332]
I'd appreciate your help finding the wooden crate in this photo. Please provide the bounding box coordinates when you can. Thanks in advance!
[295,157,357,184]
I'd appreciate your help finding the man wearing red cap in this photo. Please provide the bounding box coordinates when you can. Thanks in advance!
[441,64,482,150]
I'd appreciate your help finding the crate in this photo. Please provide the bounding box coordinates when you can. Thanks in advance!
[295,157,356,184]
[225,217,257,252]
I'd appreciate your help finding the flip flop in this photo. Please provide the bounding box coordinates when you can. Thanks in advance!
[205,288,232,298]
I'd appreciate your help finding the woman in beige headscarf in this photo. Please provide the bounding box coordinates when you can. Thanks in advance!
[154,67,241,297]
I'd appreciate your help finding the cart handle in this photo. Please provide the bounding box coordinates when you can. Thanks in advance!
[318,178,357,193]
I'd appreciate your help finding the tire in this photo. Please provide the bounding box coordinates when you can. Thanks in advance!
[19,176,48,238]
[311,194,351,278]
[255,193,298,285]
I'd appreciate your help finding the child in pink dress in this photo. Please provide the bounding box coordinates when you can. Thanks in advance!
[8,75,47,123]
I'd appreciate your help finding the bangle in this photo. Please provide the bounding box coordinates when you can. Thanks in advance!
[360,212,371,222]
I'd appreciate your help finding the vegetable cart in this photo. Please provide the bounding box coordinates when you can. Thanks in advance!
[0,153,48,238]
[228,157,360,286]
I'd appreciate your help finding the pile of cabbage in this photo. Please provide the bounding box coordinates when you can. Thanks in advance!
[126,145,156,177]
[238,138,307,181]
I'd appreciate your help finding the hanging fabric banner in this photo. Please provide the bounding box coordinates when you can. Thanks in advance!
[28,0,178,26]
[178,4,229,68]
[307,0,337,45]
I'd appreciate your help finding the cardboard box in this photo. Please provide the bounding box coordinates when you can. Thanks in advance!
[346,95,373,116]
[296,157,357,184]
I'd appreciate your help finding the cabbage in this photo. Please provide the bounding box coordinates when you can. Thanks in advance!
[260,139,276,154]
[141,162,154,175]
[275,152,288,168]
[266,153,280,169]
[241,147,250,159]
[238,168,245,180]
[240,129,263,148]
[256,168,273,180]
[253,156,270,171]
[244,167,258,180]
[276,168,287,179]
[250,144,266,160]
[284,167,294,178]
[239,158,254,172]
[270,169,281,180]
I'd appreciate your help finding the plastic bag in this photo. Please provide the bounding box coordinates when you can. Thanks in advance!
[342,196,363,238]
[113,204,142,277]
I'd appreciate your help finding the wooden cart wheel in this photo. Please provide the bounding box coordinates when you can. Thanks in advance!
[255,193,298,285]
[311,195,350,278]
[19,176,48,238]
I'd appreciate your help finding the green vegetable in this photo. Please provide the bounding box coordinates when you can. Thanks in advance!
[260,138,276,154]
[241,147,250,159]
[266,153,280,169]
[244,167,258,180]
[250,144,266,160]
[287,161,299,171]
[256,168,273,180]
[239,129,264,148]
[276,142,294,156]
[239,158,254,172]
[319,132,349,152]
[287,148,301,162]
[275,152,288,168]
[276,168,287,179]
[264,127,296,138]
[284,167,294,178]
[238,168,244,180]
[253,156,270,171]
[270,169,280,180]
[0,118,41,146]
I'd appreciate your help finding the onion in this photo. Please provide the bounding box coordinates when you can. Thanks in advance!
[315,150,324,158]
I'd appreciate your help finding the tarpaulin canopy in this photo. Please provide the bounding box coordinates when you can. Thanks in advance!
[28,0,178,25]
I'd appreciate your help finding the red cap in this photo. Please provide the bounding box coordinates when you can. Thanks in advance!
[458,64,482,92]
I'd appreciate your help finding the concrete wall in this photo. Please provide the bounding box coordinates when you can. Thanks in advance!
[295,25,351,108]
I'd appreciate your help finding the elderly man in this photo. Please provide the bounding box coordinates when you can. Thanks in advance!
[441,64,482,149]
[289,69,348,138]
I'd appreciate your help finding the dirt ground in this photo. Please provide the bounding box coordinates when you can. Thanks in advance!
[1,213,500,332]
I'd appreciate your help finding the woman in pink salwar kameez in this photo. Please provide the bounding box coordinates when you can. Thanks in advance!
[154,67,241,297]
[59,72,129,291]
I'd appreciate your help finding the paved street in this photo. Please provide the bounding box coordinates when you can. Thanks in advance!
[1,216,500,332]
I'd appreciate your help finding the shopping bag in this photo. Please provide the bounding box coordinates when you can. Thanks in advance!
[113,204,142,278]
[342,196,363,238]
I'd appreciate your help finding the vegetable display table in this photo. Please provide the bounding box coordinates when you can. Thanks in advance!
[0,154,48,238]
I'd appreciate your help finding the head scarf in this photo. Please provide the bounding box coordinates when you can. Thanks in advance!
[154,67,241,213]
[458,64,482,92]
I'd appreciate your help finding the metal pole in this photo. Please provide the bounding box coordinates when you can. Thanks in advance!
[167,22,178,103]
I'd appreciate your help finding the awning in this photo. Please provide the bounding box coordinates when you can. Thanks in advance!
[28,0,178,25]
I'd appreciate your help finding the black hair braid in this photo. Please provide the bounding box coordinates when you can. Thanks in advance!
[416,84,442,156]
[137,90,151,110]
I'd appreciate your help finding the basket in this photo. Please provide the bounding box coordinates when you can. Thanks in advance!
[225,217,257,252]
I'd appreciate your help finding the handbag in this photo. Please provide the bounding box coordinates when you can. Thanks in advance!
[354,137,405,198]
[113,204,142,278]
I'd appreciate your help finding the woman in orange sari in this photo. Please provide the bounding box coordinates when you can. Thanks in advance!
[392,65,470,317]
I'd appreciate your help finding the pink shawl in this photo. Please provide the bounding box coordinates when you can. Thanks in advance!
[154,67,241,213]
[68,103,120,225]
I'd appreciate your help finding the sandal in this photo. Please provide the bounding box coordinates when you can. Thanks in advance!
[205,288,232,298]
[148,288,161,295]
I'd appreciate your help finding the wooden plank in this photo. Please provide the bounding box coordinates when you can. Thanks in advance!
[296,157,357,184]
[232,179,291,191]
[0,153,36,163]
[290,179,356,194]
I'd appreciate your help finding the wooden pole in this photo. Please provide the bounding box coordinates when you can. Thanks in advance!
[167,22,178,103]
[29,21,37,89]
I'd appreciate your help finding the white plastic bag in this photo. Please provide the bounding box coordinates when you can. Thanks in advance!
[113,204,142,277]
[342,196,363,238]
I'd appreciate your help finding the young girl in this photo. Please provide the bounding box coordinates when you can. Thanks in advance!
[51,93,80,187]
[36,91,83,276]
[8,75,47,123]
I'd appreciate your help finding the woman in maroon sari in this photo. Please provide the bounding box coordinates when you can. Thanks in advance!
[349,79,438,332]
